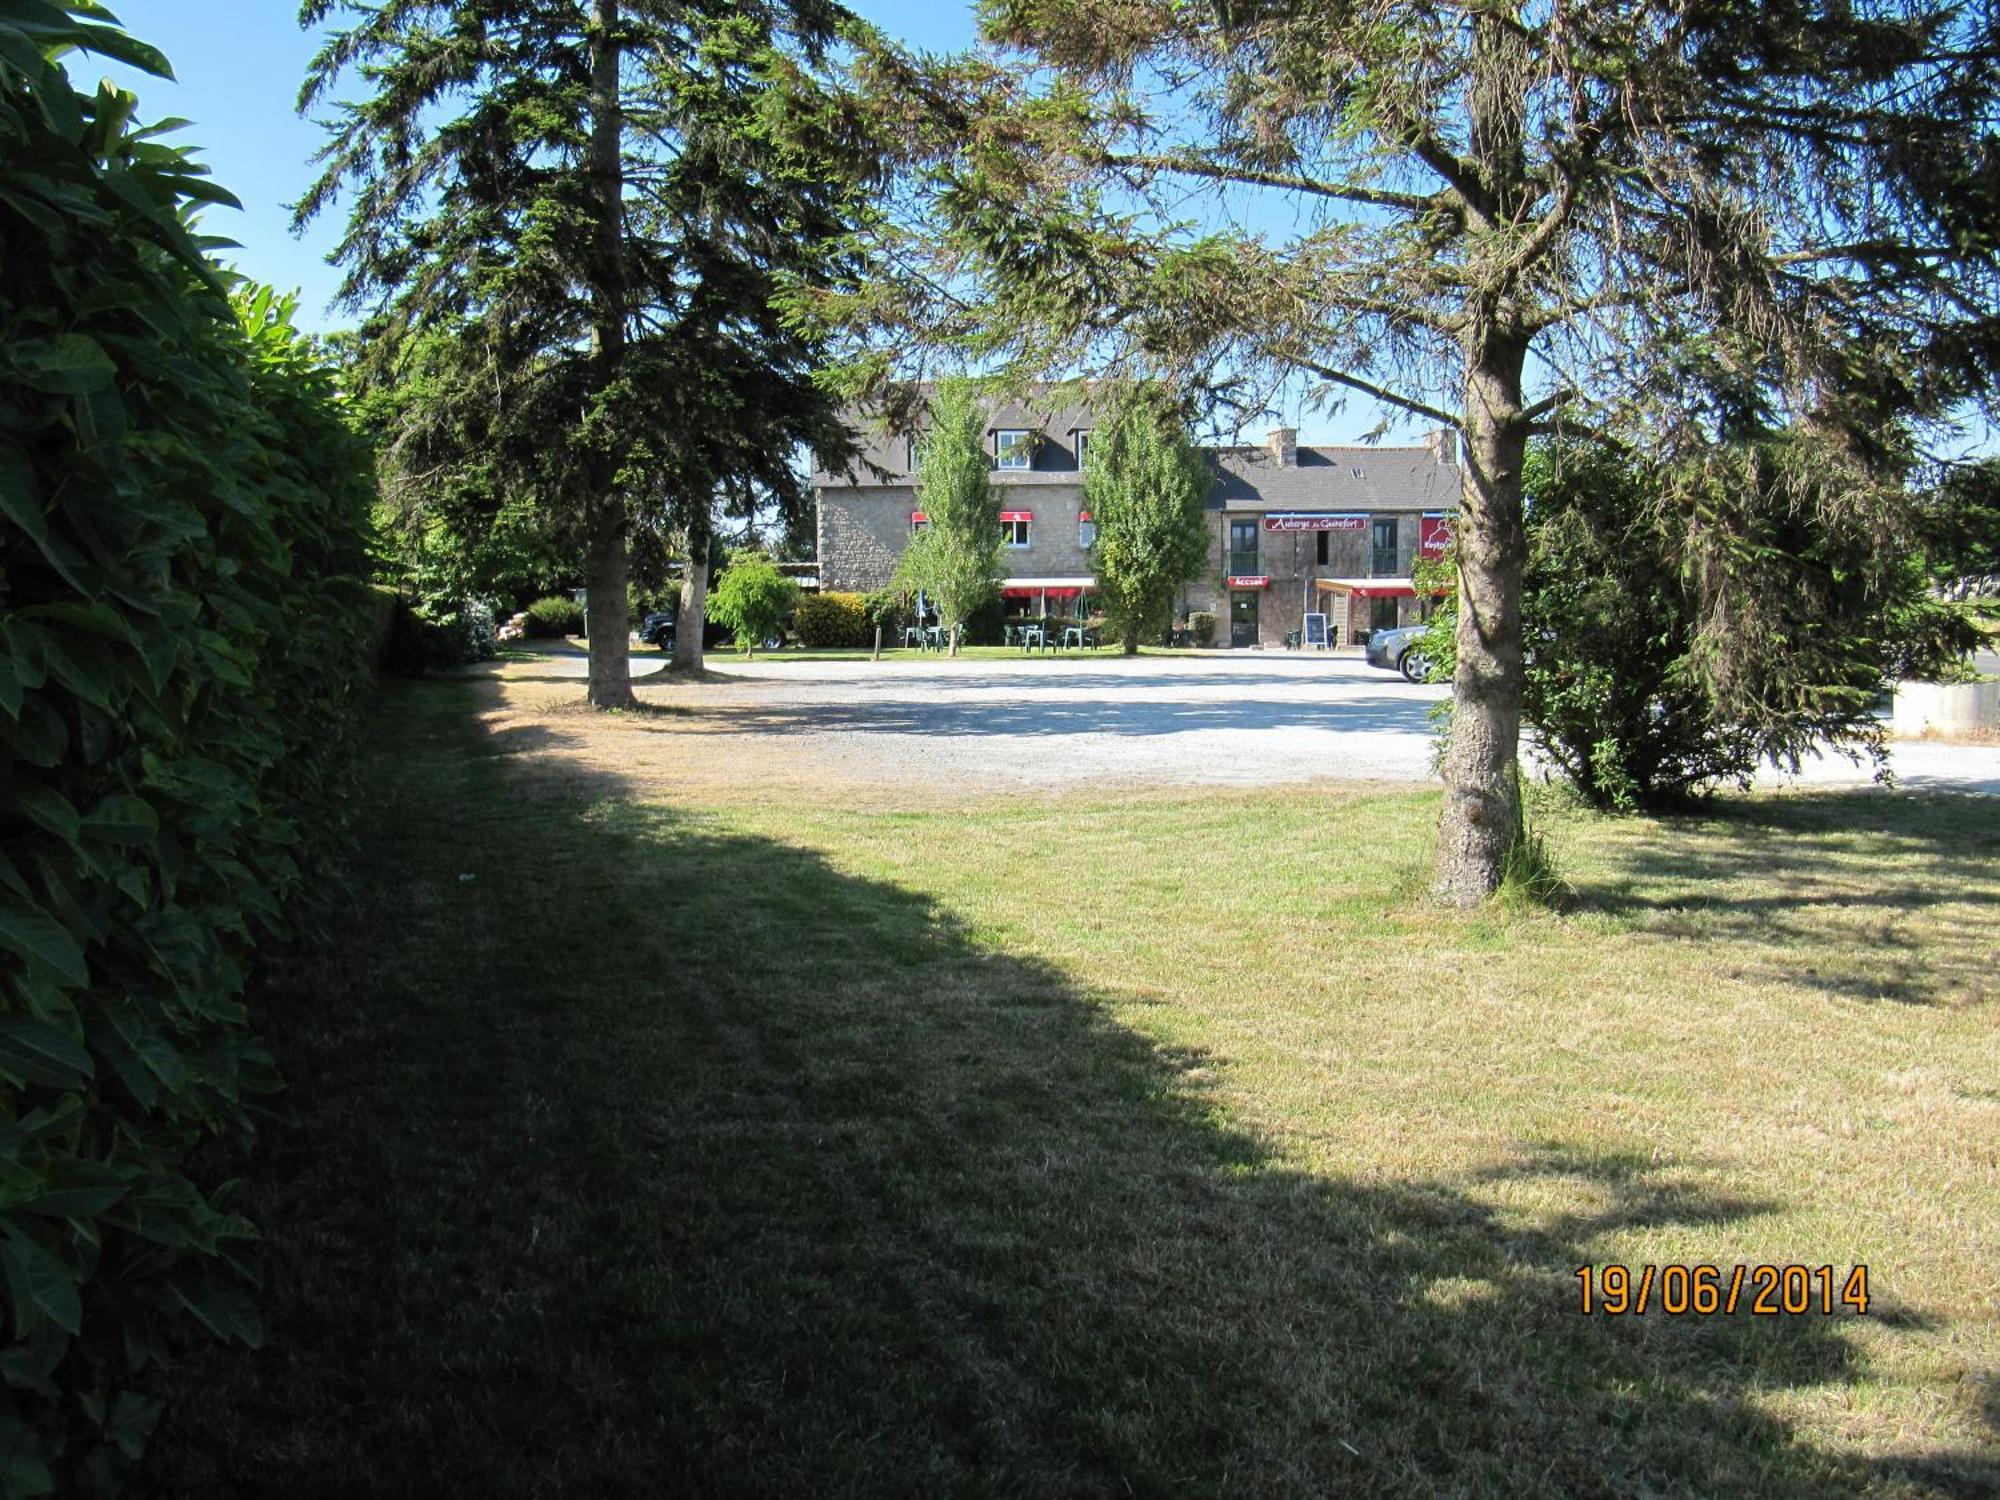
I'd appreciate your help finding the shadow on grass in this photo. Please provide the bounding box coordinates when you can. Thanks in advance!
[151,683,1994,1498]
[1574,791,2000,1006]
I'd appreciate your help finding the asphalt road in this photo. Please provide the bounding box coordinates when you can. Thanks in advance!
[523,644,2000,797]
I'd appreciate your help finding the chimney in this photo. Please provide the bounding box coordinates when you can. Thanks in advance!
[1423,427,1457,466]
[1267,427,1297,466]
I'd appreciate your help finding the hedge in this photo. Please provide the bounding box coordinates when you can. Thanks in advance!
[792,592,871,648]
[523,595,585,638]
[1,10,376,1488]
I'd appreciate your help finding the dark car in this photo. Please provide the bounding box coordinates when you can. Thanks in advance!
[638,612,676,651]
[1365,624,1434,683]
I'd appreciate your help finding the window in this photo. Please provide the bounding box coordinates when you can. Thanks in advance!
[1371,596,1400,632]
[1371,516,1399,576]
[1315,530,1330,566]
[1003,517,1031,548]
[1079,513,1097,549]
[907,435,920,472]
[1073,430,1093,467]
[995,429,1032,469]
[1227,517,1259,577]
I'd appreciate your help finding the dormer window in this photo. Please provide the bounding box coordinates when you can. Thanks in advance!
[995,429,1032,470]
[1074,430,1093,467]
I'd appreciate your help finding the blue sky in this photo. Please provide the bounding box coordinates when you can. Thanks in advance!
[75,2,1415,445]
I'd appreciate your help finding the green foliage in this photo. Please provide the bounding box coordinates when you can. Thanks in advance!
[861,588,908,637]
[1494,774,1573,912]
[305,0,883,704]
[792,593,872,649]
[892,382,1004,644]
[1186,611,1216,647]
[709,556,800,658]
[1084,389,1212,653]
[523,597,585,640]
[382,595,499,676]
[1914,458,2000,634]
[0,7,376,1485]
[1426,439,1981,811]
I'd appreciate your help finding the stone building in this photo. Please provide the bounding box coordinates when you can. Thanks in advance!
[812,395,1460,648]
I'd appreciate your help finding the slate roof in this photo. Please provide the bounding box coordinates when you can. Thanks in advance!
[813,396,1100,486]
[1207,445,1459,513]
[812,394,1461,511]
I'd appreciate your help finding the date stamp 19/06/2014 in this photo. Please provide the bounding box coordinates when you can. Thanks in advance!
[1575,1264,1871,1316]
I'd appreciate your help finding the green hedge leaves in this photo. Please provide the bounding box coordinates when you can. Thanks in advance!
[1,4,376,1489]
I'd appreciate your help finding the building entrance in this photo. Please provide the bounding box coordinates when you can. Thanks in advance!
[1230,591,1260,648]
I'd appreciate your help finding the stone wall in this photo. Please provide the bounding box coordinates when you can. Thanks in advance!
[818,483,1092,593]
[818,485,918,593]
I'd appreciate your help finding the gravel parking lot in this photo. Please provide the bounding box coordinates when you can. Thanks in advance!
[565,648,2000,797]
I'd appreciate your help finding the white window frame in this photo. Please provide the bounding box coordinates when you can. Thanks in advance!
[995,429,1032,470]
[1003,518,1032,549]
[1074,430,1093,468]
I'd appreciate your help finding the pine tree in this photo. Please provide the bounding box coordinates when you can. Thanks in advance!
[299,0,878,704]
[838,0,2000,901]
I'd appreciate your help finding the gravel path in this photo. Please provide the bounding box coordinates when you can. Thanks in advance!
[520,645,2000,796]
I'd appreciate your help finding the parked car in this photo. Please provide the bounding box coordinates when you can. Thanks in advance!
[1365,624,1434,683]
[638,612,676,651]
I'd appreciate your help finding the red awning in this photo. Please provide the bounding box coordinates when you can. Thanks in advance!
[1041,587,1082,599]
[1000,509,1034,523]
[1350,584,1416,598]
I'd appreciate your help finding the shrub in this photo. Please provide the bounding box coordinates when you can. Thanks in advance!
[862,588,907,636]
[1187,611,1217,646]
[384,596,500,674]
[708,554,800,658]
[524,595,585,638]
[0,13,377,1484]
[793,591,872,648]
[963,594,1007,645]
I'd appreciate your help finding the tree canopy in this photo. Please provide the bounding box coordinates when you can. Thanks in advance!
[708,552,799,658]
[300,0,881,704]
[892,380,1004,652]
[1416,435,1982,809]
[1084,389,1212,654]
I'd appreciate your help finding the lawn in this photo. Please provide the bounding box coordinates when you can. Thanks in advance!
[151,668,1999,1497]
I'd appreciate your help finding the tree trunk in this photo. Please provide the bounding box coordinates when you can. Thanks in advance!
[582,0,634,709]
[1122,626,1139,656]
[673,502,709,671]
[1433,331,1529,906]
[583,493,634,708]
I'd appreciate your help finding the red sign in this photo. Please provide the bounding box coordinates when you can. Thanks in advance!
[1262,513,1366,532]
[1226,575,1271,589]
[1419,512,1454,560]
[909,511,927,525]
[999,509,1034,523]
